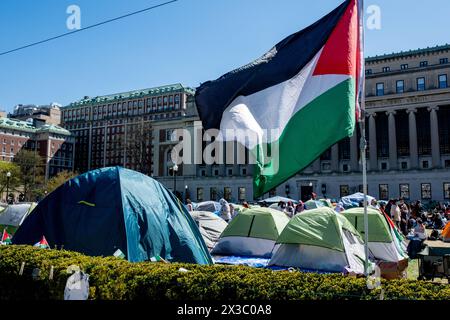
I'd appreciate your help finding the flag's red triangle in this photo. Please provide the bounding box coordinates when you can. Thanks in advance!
[313,0,359,78]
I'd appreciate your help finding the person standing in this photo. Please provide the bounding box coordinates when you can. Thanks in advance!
[219,198,231,223]
[391,200,401,229]
[186,199,193,212]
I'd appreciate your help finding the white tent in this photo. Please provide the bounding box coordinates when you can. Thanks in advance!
[340,192,376,208]
[0,202,37,233]
[195,201,221,213]
[191,211,228,251]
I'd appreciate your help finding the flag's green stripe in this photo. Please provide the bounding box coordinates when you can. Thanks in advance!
[253,78,356,198]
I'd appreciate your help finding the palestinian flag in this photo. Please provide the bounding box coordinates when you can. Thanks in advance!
[34,236,49,249]
[1,229,12,245]
[195,0,362,198]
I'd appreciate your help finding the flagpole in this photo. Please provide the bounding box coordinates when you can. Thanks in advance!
[358,0,370,276]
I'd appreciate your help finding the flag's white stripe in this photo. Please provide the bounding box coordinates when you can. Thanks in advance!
[218,48,351,148]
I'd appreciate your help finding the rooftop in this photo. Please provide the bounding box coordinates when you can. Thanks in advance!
[65,83,196,108]
[366,44,450,63]
[0,118,71,136]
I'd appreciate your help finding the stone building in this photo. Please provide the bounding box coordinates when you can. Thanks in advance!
[0,117,75,180]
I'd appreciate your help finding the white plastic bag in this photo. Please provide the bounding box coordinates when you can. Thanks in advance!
[64,271,90,300]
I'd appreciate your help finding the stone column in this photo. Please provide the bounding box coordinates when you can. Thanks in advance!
[387,110,397,170]
[407,108,418,169]
[331,144,339,173]
[368,112,378,171]
[312,159,321,173]
[428,106,441,168]
[350,128,359,172]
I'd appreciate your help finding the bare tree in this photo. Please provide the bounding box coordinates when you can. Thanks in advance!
[123,121,152,175]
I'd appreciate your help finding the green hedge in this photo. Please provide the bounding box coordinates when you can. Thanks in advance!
[0,245,449,300]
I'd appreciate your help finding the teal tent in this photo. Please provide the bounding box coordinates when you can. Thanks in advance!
[13,167,212,265]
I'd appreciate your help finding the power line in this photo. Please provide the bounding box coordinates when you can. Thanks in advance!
[0,0,179,57]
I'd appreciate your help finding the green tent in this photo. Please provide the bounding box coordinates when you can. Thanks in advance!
[342,208,408,262]
[211,207,290,258]
[269,207,372,274]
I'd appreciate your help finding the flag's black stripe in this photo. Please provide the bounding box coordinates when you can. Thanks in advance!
[195,0,351,131]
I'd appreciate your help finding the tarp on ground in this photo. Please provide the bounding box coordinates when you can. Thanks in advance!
[12,167,213,265]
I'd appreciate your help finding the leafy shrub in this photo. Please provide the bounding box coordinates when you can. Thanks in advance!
[0,246,449,300]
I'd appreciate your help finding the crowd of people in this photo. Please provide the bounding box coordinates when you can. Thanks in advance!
[186,196,450,240]
[379,199,450,238]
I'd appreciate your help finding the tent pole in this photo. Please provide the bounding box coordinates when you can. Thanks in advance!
[357,0,370,276]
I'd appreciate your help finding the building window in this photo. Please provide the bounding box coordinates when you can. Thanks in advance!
[440,58,449,65]
[227,168,233,176]
[445,160,450,168]
[401,162,408,170]
[444,183,450,199]
[382,67,390,73]
[399,184,410,200]
[342,164,349,172]
[213,169,219,176]
[400,64,408,70]
[420,61,428,67]
[340,185,350,198]
[381,162,388,170]
[422,160,429,169]
[224,187,232,201]
[379,184,389,200]
[210,187,217,201]
[366,69,373,75]
[376,83,384,96]
[197,188,204,202]
[417,77,426,91]
[238,187,246,202]
[320,148,331,161]
[242,168,247,176]
[396,80,404,93]
[439,74,448,88]
[421,183,432,200]
[338,137,350,161]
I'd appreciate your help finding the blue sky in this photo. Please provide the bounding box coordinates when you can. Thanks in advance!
[0,0,449,111]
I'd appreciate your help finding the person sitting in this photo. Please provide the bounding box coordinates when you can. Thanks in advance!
[413,218,427,240]
[295,202,305,215]
[432,213,445,229]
